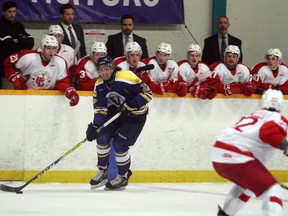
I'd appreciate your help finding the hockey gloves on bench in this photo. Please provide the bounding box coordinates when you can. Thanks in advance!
[86,123,100,141]
[65,87,80,106]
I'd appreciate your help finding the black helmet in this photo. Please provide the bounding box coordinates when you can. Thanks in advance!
[96,55,115,70]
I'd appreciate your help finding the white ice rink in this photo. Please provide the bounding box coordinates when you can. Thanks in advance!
[1,182,288,216]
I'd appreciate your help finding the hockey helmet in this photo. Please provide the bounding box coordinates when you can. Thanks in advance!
[224,45,241,59]
[40,35,58,50]
[156,42,172,55]
[91,41,107,55]
[125,41,142,57]
[96,55,115,70]
[265,48,282,62]
[187,44,202,56]
[261,89,283,112]
[48,25,64,36]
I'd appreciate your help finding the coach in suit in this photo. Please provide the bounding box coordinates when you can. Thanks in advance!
[106,15,148,59]
[202,16,242,66]
[59,4,86,59]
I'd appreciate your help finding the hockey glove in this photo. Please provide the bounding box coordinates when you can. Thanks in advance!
[69,64,80,77]
[172,82,188,97]
[192,85,210,99]
[121,102,137,116]
[65,87,80,106]
[207,87,217,100]
[86,123,100,141]
[9,72,27,90]
[242,83,256,96]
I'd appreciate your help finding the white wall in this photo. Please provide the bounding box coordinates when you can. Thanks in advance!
[1,92,288,173]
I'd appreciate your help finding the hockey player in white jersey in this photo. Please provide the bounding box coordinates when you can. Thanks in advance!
[212,89,288,216]
[210,45,255,96]
[4,34,79,106]
[76,41,106,90]
[251,48,288,94]
[178,44,218,99]
[113,41,146,73]
[142,42,188,96]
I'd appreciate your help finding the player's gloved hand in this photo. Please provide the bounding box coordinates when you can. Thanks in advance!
[192,85,209,99]
[65,87,80,106]
[86,123,100,141]
[207,87,217,100]
[243,83,256,96]
[173,82,188,97]
[9,72,27,90]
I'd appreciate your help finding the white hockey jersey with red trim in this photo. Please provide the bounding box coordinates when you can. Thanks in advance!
[114,56,146,73]
[144,57,179,83]
[211,110,288,165]
[5,50,69,90]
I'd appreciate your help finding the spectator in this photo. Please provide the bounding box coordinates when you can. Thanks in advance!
[75,41,107,91]
[59,3,86,59]
[4,35,79,107]
[106,14,148,59]
[85,55,152,190]
[113,41,146,73]
[202,16,242,66]
[251,48,288,94]
[142,42,187,97]
[178,44,218,100]
[210,45,255,96]
[0,0,34,89]
[212,89,287,216]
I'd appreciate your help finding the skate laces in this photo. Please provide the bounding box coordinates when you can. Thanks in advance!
[109,173,127,186]
[93,169,107,181]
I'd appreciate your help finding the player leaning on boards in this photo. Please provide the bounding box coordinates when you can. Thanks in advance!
[212,89,288,216]
[4,34,79,106]
[86,55,152,190]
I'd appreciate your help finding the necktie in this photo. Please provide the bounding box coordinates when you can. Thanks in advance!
[125,36,129,46]
[68,26,76,49]
[221,35,226,61]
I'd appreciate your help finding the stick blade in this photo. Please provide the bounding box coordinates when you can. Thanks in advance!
[0,183,22,193]
[135,64,155,73]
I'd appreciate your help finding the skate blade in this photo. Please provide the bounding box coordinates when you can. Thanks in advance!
[104,186,127,191]
[90,180,108,190]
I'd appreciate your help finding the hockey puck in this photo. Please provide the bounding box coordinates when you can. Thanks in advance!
[16,191,23,194]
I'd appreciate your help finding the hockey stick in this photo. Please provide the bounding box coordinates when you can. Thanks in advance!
[74,40,81,63]
[0,111,122,193]
[135,64,155,73]
[280,183,288,190]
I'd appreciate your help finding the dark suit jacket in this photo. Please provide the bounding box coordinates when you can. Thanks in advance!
[202,33,242,66]
[106,32,148,59]
[59,23,87,58]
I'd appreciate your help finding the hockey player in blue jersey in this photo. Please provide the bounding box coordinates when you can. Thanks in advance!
[86,55,152,190]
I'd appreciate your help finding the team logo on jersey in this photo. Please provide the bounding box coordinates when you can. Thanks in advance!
[31,72,52,89]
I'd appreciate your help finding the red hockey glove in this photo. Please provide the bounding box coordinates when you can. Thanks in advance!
[207,87,217,100]
[242,83,256,96]
[65,87,79,106]
[172,82,188,97]
[192,85,210,99]
[9,73,27,90]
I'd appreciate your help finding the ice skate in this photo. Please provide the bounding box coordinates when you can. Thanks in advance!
[217,205,229,216]
[104,170,132,190]
[90,167,108,189]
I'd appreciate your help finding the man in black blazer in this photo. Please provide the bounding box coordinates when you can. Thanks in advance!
[202,16,242,66]
[59,4,86,59]
[106,15,148,60]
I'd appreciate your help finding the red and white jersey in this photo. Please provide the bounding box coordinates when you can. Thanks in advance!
[5,50,70,90]
[114,56,146,73]
[144,56,179,83]
[251,62,288,86]
[210,62,251,84]
[37,44,75,68]
[177,60,211,86]
[211,110,288,165]
[77,56,99,91]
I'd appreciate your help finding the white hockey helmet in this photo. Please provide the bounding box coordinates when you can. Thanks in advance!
[265,48,282,62]
[125,41,142,57]
[261,89,283,112]
[224,45,241,59]
[156,42,172,55]
[48,25,64,36]
[40,35,58,50]
[91,42,107,55]
[187,44,202,56]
